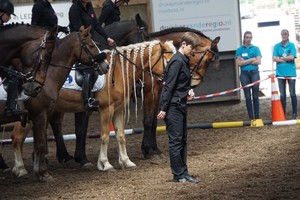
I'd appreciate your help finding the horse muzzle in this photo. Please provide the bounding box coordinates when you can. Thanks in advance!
[22,82,42,97]
[96,60,110,75]
[94,52,107,63]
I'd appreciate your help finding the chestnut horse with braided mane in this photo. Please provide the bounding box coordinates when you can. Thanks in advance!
[1,25,107,181]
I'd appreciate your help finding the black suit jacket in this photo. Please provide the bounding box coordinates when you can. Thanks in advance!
[159,51,191,112]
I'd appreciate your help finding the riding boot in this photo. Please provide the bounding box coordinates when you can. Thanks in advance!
[82,71,99,111]
[5,78,28,116]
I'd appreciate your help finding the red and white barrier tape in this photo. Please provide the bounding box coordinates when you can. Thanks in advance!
[193,75,272,100]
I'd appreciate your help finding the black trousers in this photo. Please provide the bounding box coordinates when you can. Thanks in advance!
[165,103,188,179]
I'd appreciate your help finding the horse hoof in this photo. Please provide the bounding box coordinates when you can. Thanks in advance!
[12,167,28,177]
[57,154,73,163]
[123,161,137,169]
[97,162,115,172]
[81,162,93,169]
[1,167,11,173]
[35,173,55,182]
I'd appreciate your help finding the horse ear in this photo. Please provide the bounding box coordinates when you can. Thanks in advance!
[211,36,220,49]
[86,25,92,33]
[135,13,142,25]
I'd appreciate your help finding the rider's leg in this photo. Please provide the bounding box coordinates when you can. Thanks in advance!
[5,77,27,116]
[82,70,98,111]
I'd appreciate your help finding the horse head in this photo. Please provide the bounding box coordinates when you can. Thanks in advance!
[74,25,109,75]
[134,13,149,42]
[190,36,220,87]
[0,24,57,97]
[22,26,57,97]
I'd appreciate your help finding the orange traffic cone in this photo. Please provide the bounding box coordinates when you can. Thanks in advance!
[271,76,286,122]
[110,123,114,131]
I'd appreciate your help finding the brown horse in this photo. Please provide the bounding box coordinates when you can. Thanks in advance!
[3,25,107,181]
[139,27,221,158]
[0,23,57,175]
[11,40,177,172]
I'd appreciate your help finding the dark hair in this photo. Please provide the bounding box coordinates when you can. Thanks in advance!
[181,32,201,49]
[242,31,252,45]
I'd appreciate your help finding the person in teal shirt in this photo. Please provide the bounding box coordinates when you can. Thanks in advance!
[273,29,297,119]
[236,31,262,120]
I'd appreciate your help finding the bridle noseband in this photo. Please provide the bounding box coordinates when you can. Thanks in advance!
[190,47,216,81]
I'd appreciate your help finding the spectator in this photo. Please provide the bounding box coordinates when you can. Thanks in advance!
[236,31,262,120]
[273,29,297,119]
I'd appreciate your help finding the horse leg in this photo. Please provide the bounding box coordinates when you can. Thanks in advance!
[142,80,163,159]
[11,122,32,177]
[74,112,92,168]
[32,113,53,182]
[113,109,136,169]
[49,112,73,163]
[0,153,9,172]
[97,109,114,171]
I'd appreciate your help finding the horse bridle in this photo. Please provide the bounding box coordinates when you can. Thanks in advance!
[76,32,104,70]
[189,47,216,81]
[50,32,103,70]
[137,26,150,42]
[0,31,55,86]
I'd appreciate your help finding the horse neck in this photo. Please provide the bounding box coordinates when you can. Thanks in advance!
[46,34,79,90]
[105,22,137,45]
[0,26,46,65]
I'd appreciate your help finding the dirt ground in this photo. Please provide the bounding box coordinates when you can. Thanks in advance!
[1,98,300,200]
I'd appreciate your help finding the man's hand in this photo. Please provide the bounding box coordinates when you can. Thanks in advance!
[157,111,166,120]
[187,89,195,100]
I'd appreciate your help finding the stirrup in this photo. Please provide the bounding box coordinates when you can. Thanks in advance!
[84,98,99,111]
[5,108,28,117]
[88,98,99,107]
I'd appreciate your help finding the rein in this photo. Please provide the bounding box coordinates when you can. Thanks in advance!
[190,47,215,81]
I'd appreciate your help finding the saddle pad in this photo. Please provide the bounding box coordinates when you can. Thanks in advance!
[0,82,29,101]
[62,70,106,92]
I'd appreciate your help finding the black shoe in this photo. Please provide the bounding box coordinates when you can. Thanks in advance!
[173,177,187,183]
[184,175,199,184]
[5,108,28,117]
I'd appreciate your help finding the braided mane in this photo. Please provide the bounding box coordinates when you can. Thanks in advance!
[150,27,210,40]
[0,22,31,30]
